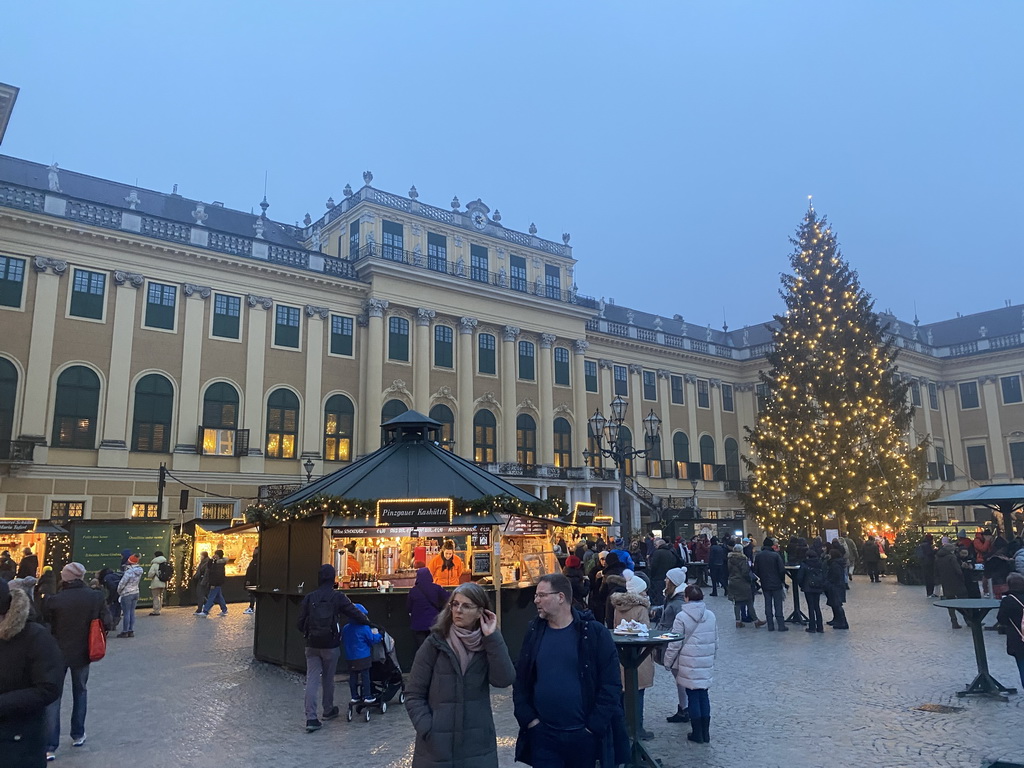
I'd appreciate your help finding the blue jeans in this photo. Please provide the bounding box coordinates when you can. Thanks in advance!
[46,664,89,750]
[304,646,340,720]
[685,687,710,720]
[120,593,139,632]
[529,723,598,768]
[202,586,227,613]
[349,667,372,700]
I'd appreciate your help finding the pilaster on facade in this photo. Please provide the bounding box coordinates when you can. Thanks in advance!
[97,275,143,467]
[413,308,435,412]
[572,340,589,460]
[172,283,211,470]
[538,337,555,466]
[240,300,270,471]
[500,328,519,461]
[980,376,1009,479]
[20,263,65,449]
[457,318,477,461]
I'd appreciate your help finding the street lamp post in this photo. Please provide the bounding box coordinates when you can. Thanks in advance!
[303,458,315,483]
[689,478,699,517]
[583,396,661,537]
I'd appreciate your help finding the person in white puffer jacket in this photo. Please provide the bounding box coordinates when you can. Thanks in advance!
[662,585,718,746]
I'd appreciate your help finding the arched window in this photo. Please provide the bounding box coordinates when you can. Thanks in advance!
[266,389,299,459]
[646,433,663,478]
[673,431,690,479]
[553,417,572,468]
[324,394,354,462]
[51,366,100,449]
[201,382,242,456]
[474,409,496,463]
[699,435,716,481]
[132,374,173,452]
[516,413,537,466]
[0,359,16,453]
[429,404,455,450]
[725,437,741,490]
[619,425,634,477]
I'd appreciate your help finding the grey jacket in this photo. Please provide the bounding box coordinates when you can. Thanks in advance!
[405,630,515,768]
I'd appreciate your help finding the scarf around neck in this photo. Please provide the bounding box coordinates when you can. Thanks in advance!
[447,624,484,674]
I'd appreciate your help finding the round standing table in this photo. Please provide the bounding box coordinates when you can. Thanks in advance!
[613,632,682,768]
[933,599,1017,698]
[784,565,809,624]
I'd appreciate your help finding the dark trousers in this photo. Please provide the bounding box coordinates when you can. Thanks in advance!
[413,629,430,649]
[349,667,372,700]
[685,688,710,719]
[648,579,666,606]
[709,565,728,595]
[529,724,598,768]
[866,563,880,582]
[46,664,89,751]
[763,588,785,627]
[804,591,823,631]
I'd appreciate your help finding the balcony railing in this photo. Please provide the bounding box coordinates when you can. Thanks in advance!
[482,463,615,481]
[0,440,35,462]
[351,243,597,307]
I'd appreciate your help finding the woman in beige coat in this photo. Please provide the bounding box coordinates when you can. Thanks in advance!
[609,570,654,740]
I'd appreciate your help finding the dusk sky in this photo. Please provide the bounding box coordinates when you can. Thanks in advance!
[3,2,1021,330]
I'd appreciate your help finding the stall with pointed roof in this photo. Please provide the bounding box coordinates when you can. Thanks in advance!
[928,483,1024,538]
[250,411,565,671]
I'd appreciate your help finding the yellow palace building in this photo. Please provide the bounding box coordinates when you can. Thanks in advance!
[1,155,1023,535]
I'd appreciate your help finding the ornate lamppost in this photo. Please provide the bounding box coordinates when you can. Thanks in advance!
[584,395,661,536]
[303,458,315,483]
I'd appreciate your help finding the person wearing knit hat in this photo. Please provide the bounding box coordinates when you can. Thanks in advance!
[610,565,655,739]
[42,559,110,755]
[561,555,590,609]
[116,555,144,638]
[657,565,694,724]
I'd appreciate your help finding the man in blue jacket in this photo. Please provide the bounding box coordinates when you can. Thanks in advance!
[513,573,629,768]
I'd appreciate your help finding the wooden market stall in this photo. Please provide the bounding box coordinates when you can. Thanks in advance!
[0,518,69,578]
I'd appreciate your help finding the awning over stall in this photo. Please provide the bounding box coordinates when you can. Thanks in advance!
[929,483,1024,537]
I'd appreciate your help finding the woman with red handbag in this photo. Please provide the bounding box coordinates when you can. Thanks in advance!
[41,563,110,760]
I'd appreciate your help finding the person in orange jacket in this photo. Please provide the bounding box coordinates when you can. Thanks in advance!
[429,539,464,588]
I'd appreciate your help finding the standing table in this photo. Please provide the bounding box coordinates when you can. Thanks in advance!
[785,565,808,624]
[933,599,1017,698]
[688,562,709,588]
[613,632,681,768]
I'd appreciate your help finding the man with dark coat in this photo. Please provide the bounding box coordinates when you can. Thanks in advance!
[0,577,64,767]
[0,551,16,581]
[647,538,682,606]
[824,546,850,629]
[513,573,629,768]
[18,548,39,579]
[753,538,788,632]
[595,552,627,626]
[243,546,260,614]
[861,537,882,582]
[707,537,729,597]
[43,562,109,756]
[935,538,968,628]
[296,564,370,732]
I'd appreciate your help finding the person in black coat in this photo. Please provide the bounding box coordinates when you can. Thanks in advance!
[753,539,788,632]
[797,550,826,633]
[707,538,729,597]
[42,562,109,755]
[18,548,39,579]
[825,547,849,629]
[996,572,1024,689]
[0,551,16,581]
[915,534,937,597]
[561,556,590,610]
[0,578,64,768]
[861,537,882,583]
[595,552,627,627]
[244,546,260,614]
[647,539,682,606]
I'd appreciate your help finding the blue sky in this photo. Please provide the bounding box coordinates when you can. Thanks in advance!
[2,2,1021,329]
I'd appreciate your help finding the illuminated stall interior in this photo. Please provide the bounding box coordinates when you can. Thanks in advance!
[0,519,69,577]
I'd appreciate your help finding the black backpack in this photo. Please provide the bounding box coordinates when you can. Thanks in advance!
[805,563,826,592]
[157,560,173,583]
[304,593,339,645]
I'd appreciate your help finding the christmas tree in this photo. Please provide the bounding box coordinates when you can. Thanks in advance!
[742,201,924,538]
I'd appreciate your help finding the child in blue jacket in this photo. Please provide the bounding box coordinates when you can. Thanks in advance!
[342,603,382,703]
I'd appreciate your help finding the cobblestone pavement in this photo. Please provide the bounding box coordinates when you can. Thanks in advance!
[46,579,1023,768]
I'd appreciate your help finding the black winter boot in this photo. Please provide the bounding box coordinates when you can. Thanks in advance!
[701,717,711,743]
[686,723,704,743]
[666,706,689,723]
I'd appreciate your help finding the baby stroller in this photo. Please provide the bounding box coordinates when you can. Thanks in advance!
[347,626,405,722]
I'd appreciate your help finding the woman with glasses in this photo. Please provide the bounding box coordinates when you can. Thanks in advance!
[405,582,515,767]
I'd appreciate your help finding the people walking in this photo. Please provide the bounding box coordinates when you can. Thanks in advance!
[197,550,229,616]
[610,571,654,740]
[342,604,382,704]
[116,554,143,637]
[728,544,764,628]
[42,562,109,757]
[657,567,690,724]
[862,536,882,583]
[147,551,169,616]
[297,564,370,732]
[0,578,64,768]
[996,572,1024,689]
[513,573,628,768]
[798,549,827,633]
[407,566,449,649]
[753,538,787,632]
[193,551,211,613]
[825,545,850,630]
[18,548,39,579]
[406,582,515,767]
[663,586,719,744]
[244,546,260,614]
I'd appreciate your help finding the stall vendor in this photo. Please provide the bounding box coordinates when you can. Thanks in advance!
[428,539,464,587]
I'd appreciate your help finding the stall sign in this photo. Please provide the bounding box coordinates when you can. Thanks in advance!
[505,515,549,536]
[332,525,479,538]
[0,518,38,534]
[376,498,453,527]
[572,503,598,526]
[472,551,492,575]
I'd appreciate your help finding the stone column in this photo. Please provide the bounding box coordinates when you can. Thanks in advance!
[572,340,590,467]
[500,326,519,462]
[657,370,673,478]
[172,283,212,471]
[940,383,964,484]
[363,298,389,454]
[98,271,145,466]
[20,258,67,455]
[981,375,1009,480]
[685,374,699,462]
[709,379,724,468]
[302,305,329,472]
[414,308,435,413]
[240,295,272,472]
[457,317,477,460]
[538,334,556,466]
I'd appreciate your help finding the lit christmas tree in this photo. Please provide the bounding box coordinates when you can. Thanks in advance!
[742,201,924,538]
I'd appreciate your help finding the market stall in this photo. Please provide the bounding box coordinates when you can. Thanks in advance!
[174,519,260,605]
[545,502,613,559]
[249,410,564,672]
[69,519,171,607]
[0,518,69,578]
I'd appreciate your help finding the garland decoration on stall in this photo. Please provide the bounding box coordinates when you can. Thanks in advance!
[245,494,568,527]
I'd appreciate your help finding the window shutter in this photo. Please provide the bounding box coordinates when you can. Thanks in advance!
[234,429,250,457]
[196,425,205,455]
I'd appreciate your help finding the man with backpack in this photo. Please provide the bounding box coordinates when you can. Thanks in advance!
[297,564,370,732]
[147,551,172,616]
